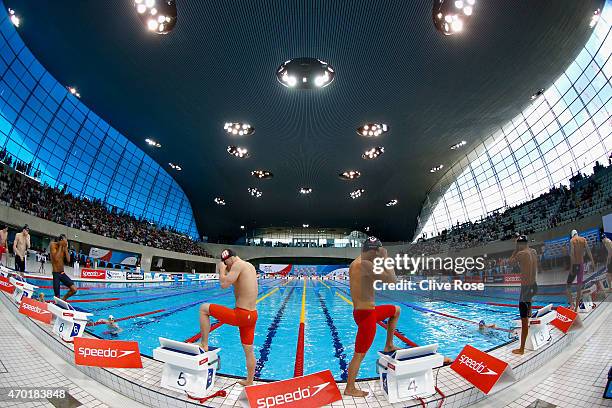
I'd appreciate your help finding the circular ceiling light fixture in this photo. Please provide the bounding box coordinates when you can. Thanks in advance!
[362,146,385,160]
[386,199,398,207]
[450,140,467,150]
[224,122,254,136]
[276,58,335,89]
[299,187,312,195]
[590,8,601,28]
[168,162,182,171]
[530,88,545,100]
[251,170,273,179]
[430,164,444,173]
[357,123,388,137]
[227,146,250,158]
[432,0,475,35]
[67,86,81,98]
[145,138,161,148]
[302,224,309,228]
[214,197,226,206]
[350,189,365,199]
[134,0,177,35]
[339,170,361,180]
[248,187,262,198]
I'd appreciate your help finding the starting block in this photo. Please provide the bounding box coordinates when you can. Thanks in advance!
[376,344,444,403]
[511,303,555,351]
[153,337,221,399]
[578,288,594,313]
[9,277,37,304]
[47,297,92,342]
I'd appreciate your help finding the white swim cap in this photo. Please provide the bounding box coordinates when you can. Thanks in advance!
[108,315,114,320]
[571,229,578,237]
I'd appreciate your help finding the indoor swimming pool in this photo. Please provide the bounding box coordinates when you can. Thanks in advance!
[27,277,569,381]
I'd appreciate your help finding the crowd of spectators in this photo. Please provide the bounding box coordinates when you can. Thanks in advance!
[0,148,42,179]
[0,163,212,257]
[410,161,612,256]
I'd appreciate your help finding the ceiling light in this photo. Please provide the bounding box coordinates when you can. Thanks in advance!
[67,86,81,98]
[299,187,312,195]
[386,199,398,207]
[145,138,161,148]
[134,0,177,34]
[433,0,474,35]
[276,58,335,89]
[450,140,467,150]
[362,146,385,160]
[530,88,544,100]
[430,164,444,173]
[227,146,250,158]
[224,122,254,136]
[8,8,20,27]
[214,197,226,206]
[240,225,245,230]
[248,187,262,198]
[350,189,365,199]
[251,170,273,179]
[356,123,388,137]
[339,170,361,180]
[590,8,601,28]
[168,162,182,171]
[302,224,309,228]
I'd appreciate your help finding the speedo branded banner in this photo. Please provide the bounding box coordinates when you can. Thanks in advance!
[88,247,138,266]
[551,306,581,333]
[450,345,515,394]
[258,264,349,277]
[19,296,52,324]
[73,337,143,368]
[80,268,106,279]
[0,276,15,294]
[239,369,341,408]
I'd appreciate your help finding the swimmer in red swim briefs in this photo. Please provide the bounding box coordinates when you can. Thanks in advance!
[345,237,400,397]
[199,249,258,386]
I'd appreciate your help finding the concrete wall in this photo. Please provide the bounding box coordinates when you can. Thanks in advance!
[0,205,217,271]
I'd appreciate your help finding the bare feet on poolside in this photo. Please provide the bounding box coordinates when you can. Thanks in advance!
[443,357,453,365]
[344,387,369,397]
[238,379,253,386]
[511,348,524,355]
[383,344,401,353]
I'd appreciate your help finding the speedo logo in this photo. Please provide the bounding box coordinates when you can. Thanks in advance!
[199,357,209,366]
[556,313,572,323]
[22,303,50,315]
[77,347,136,359]
[0,280,12,288]
[256,382,329,408]
[82,271,101,277]
[458,355,497,376]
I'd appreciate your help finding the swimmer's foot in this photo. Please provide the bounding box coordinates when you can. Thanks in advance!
[511,348,524,355]
[238,379,253,387]
[443,357,453,365]
[344,387,368,397]
[383,344,401,353]
[198,342,209,352]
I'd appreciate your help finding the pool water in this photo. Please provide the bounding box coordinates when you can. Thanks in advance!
[28,277,568,381]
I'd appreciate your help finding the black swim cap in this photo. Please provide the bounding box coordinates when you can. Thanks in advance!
[221,248,237,261]
[362,236,382,252]
[516,235,528,243]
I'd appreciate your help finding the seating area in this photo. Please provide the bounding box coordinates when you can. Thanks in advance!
[413,162,612,255]
[0,162,213,257]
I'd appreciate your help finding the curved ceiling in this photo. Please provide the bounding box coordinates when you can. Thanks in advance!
[6,0,602,242]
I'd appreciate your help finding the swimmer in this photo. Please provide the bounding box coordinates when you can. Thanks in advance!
[602,231,612,292]
[38,292,45,302]
[50,234,78,301]
[13,225,30,274]
[0,225,7,265]
[199,249,258,386]
[478,320,496,333]
[345,237,400,397]
[508,235,538,355]
[566,230,594,311]
[97,315,122,335]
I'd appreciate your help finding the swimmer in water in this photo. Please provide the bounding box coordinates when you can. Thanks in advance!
[97,315,122,335]
[38,292,45,302]
[478,320,497,333]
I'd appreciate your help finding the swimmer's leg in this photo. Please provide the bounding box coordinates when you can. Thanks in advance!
[199,303,211,351]
[62,284,77,301]
[238,343,255,386]
[344,353,368,397]
[384,306,401,353]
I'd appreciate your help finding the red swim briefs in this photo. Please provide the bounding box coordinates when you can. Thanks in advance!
[353,305,397,353]
[209,304,258,345]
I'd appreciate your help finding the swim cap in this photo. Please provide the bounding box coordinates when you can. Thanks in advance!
[362,236,382,252]
[516,235,528,243]
[108,315,114,320]
[479,320,485,326]
[571,229,578,237]
[221,248,237,261]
